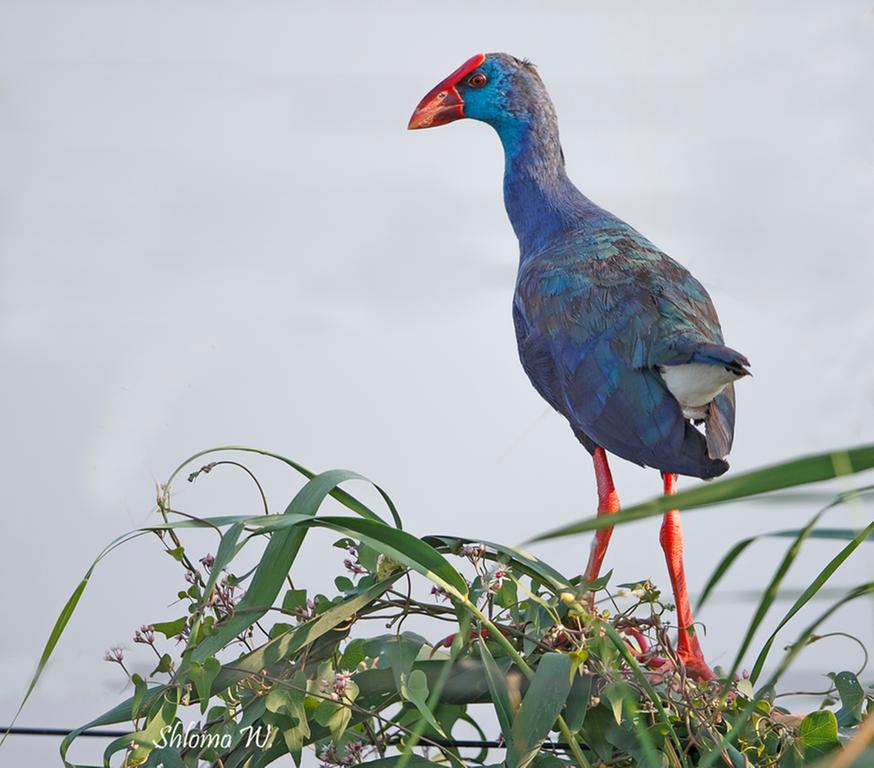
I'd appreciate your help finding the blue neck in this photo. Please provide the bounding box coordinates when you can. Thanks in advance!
[492,116,594,260]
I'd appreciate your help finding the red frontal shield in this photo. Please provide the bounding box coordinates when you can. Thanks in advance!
[408,53,486,129]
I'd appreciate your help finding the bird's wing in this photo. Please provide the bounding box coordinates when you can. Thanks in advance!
[515,225,731,478]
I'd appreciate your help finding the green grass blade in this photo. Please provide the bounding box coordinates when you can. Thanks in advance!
[528,445,874,543]
[396,617,471,768]
[1,578,89,750]
[187,469,409,663]
[60,685,168,767]
[767,527,874,541]
[477,638,514,740]
[358,758,442,767]
[200,520,245,604]
[697,536,755,610]
[425,535,572,593]
[697,582,874,768]
[102,687,180,767]
[698,495,874,611]
[749,520,874,683]
[165,445,403,529]
[725,507,828,684]
[1,529,149,749]
[622,689,662,768]
[601,622,689,768]
[214,576,399,688]
[298,517,468,596]
[507,653,573,768]
[200,513,469,597]
[62,581,397,765]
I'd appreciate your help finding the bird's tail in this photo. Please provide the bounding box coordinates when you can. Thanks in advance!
[644,419,728,480]
[674,421,729,478]
[705,384,737,460]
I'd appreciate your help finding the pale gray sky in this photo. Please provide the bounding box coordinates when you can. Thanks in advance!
[2,1,873,764]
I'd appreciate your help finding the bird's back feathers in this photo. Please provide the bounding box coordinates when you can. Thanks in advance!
[514,214,746,479]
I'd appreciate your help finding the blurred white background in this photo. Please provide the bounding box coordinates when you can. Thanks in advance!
[1,0,873,764]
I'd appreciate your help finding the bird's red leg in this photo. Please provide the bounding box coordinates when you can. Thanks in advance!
[583,447,621,584]
[660,473,715,680]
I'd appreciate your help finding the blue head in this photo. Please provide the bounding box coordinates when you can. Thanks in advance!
[410,53,587,257]
[408,53,558,154]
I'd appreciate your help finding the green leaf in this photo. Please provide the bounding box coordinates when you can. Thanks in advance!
[151,653,174,676]
[63,579,395,765]
[736,678,755,700]
[269,622,293,639]
[196,520,246,631]
[131,673,147,721]
[621,694,663,768]
[494,577,518,609]
[357,758,442,767]
[210,577,399,693]
[778,743,804,768]
[384,634,426,695]
[186,469,393,665]
[189,657,221,713]
[563,674,593,732]
[305,517,468,597]
[278,670,310,766]
[313,699,352,741]
[425,536,572,594]
[603,683,625,725]
[582,568,613,592]
[281,588,308,613]
[600,622,687,765]
[507,653,574,768]
[578,705,616,763]
[148,746,186,767]
[339,638,366,671]
[529,445,874,542]
[833,670,866,726]
[60,685,168,765]
[531,756,575,768]
[478,638,514,739]
[401,669,446,736]
[152,616,188,639]
[797,710,839,761]
[357,543,381,572]
[104,687,181,766]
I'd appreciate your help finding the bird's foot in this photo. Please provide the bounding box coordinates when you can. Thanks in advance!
[677,653,716,682]
[644,649,715,683]
[675,632,716,681]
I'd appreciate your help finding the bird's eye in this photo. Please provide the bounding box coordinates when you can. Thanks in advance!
[467,72,487,88]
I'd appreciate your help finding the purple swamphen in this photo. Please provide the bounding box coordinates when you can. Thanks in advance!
[409,53,751,680]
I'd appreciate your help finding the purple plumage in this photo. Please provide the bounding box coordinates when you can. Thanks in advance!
[410,51,752,680]
[411,53,750,480]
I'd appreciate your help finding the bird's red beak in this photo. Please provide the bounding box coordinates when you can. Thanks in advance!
[408,53,486,130]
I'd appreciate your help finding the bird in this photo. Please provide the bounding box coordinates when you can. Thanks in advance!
[408,53,750,680]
